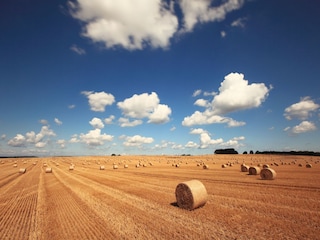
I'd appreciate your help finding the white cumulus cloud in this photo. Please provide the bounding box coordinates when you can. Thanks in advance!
[179,0,244,32]
[69,0,178,50]
[284,97,319,120]
[182,73,270,127]
[117,92,171,124]
[104,115,115,124]
[89,117,105,129]
[82,91,115,112]
[286,121,317,134]
[118,118,143,127]
[7,134,26,147]
[80,129,113,146]
[69,0,244,50]
[123,135,154,147]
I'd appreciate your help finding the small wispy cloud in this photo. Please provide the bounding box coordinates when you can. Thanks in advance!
[70,44,86,55]
[54,118,63,126]
[231,17,247,28]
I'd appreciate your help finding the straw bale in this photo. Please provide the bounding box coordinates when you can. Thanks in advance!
[45,167,52,173]
[175,180,207,210]
[248,166,261,175]
[19,168,26,174]
[260,168,276,180]
[100,165,105,170]
[306,163,312,168]
[241,164,249,172]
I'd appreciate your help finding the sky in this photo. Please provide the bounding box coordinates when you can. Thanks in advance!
[0,0,320,156]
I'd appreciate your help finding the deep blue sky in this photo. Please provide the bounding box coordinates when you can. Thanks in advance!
[1,0,319,156]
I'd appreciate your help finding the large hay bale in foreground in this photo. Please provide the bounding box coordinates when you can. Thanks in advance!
[45,167,52,173]
[260,168,276,180]
[19,168,26,174]
[175,180,207,210]
[248,166,261,175]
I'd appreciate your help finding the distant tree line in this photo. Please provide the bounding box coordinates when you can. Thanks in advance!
[215,149,320,156]
[254,150,320,156]
[214,148,238,154]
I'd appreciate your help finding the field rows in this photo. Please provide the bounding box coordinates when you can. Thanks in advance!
[0,155,319,239]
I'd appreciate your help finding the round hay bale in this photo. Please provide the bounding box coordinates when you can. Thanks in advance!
[175,180,207,210]
[13,164,18,168]
[45,167,52,173]
[260,168,276,180]
[241,164,249,172]
[248,166,261,175]
[203,164,209,169]
[19,168,26,174]
[306,163,312,168]
[100,165,105,170]
[69,165,74,170]
[124,164,129,168]
[113,164,118,169]
[262,164,270,169]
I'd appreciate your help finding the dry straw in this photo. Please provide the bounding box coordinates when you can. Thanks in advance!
[175,180,208,210]
[45,167,52,173]
[248,166,261,175]
[241,164,249,172]
[306,163,312,168]
[263,164,270,169]
[260,168,276,180]
[19,168,26,174]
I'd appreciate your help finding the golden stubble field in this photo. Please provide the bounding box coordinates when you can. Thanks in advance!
[0,154,319,240]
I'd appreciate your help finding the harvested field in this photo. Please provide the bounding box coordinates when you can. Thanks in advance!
[0,155,319,240]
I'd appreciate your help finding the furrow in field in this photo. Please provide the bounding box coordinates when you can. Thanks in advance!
[41,168,117,240]
[0,165,40,240]
[52,166,232,239]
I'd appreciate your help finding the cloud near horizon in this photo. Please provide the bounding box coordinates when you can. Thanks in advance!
[8,126,56,148]
[68,0,244,50]
[284,97,319,134]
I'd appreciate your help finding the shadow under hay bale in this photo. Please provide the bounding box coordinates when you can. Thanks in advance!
[248,166,261,175]
[260,168,276,180]
[175,180,207,210]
